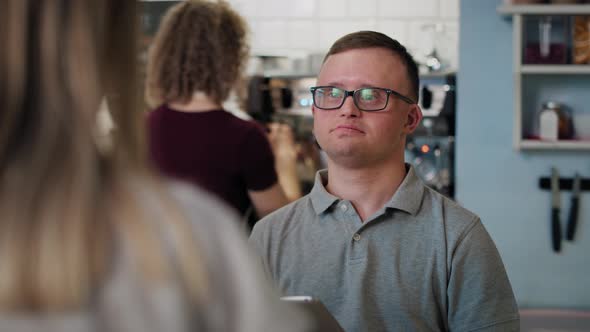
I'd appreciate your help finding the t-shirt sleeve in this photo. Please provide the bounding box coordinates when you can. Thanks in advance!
[447,219,520,331]
[238,123,278,191]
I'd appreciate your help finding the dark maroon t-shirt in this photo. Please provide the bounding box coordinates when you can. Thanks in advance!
[147,106,278,216]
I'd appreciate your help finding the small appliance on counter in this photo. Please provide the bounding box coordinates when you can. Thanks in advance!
[406,73,456,198]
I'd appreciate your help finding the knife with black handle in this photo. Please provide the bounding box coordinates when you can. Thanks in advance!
[566,173,581,241]
[550,167,561,252]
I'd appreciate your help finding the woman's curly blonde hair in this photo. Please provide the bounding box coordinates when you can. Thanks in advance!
[145,0,249,108]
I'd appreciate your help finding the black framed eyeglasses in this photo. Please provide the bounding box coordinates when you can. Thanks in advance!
[309,86,415,112]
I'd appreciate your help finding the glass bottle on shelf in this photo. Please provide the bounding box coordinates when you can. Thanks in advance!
[537,101,574,141]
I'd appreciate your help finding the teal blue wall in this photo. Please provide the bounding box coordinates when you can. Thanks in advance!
[458,0,590,308]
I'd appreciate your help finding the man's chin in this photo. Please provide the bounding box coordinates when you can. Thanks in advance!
[325,149,371,169]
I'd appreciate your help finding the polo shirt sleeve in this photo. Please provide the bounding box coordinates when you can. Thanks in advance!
[248,219,274,279]
[447,219,520,331]
[238,124,278,191]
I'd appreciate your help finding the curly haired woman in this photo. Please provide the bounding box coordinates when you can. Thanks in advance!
[146,0,301,227]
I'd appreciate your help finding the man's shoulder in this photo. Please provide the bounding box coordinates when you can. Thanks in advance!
[421,186,481,231]
[251,195,312,238]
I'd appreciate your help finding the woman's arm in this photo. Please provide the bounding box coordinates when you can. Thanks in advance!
[248,183,290,218]
[267,123,302,202]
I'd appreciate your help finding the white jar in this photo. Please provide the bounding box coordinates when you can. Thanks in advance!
[538,101,568,141]
[539,103,559,141]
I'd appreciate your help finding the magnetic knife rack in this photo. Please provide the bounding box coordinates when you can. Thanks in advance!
[539,177,590,191]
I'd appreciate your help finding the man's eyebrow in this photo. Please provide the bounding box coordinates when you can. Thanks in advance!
[323,82,342,87]
[323,82,381,88]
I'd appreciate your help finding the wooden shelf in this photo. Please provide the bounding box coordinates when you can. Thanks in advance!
[520,65,590,74]
[498,4,590,15]
[502,8,590,151]
[519,140,590,150]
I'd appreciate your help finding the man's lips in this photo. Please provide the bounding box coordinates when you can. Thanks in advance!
[331,125,365,133]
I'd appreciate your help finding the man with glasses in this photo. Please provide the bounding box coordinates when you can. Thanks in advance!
[250,31,519,331]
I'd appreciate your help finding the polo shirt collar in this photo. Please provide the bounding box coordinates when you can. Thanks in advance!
[310,169,340,215]
[382,164,424,216]
[309,164,425,216]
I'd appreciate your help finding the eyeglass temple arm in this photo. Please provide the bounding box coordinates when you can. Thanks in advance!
[388,89,416,105]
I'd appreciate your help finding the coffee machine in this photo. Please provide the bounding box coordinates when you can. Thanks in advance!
[406,74,456,198]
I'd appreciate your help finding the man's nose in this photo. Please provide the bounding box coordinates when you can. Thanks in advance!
[339,96,361,117]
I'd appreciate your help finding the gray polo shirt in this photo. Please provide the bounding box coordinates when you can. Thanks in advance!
[249,165,519,332]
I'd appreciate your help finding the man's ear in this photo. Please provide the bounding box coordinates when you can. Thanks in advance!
[404,104,423,133]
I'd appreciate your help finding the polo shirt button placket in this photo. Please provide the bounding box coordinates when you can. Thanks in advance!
[340,204,348,212]
[353,233,361,242]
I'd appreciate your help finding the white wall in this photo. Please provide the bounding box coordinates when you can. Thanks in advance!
[226,0,460,70]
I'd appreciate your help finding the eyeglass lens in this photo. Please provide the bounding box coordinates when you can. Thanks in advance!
[313,87,389,111]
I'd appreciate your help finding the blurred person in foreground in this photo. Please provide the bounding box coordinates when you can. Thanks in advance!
[145,0,301,228]
[0,1,309,331]
[249,31,520,331]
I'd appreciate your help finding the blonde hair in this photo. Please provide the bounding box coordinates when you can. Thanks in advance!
[145,0,249,108]
[0,0,208,311]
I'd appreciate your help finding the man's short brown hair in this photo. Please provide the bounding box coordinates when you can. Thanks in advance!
[324,31,419,103]
[145,0,249,107]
